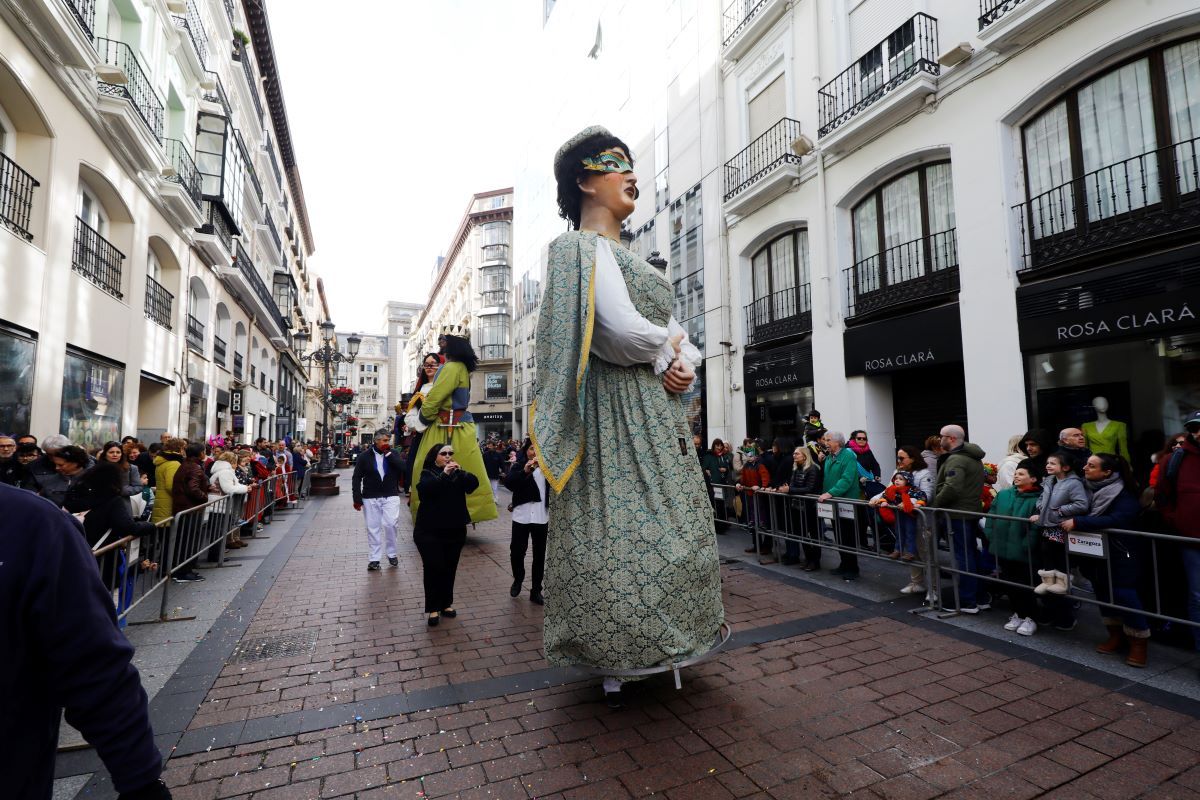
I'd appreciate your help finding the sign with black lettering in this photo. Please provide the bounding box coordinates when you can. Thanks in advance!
[843,304,963,376]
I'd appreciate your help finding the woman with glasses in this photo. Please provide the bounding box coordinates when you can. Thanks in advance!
[403,352,443,494]
[414,443,478,626]
[1149,433,1188,489]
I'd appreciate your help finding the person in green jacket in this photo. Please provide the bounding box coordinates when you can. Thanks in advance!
[818,431,863,579]
[985,464,1042,636]
[933,425,988,612]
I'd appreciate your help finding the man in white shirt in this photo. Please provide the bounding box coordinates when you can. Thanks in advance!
[352,433,406,571]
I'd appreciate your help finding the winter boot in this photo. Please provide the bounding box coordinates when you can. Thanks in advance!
[1126,636,1148,668]
[1033,569,1056,596]
[1096,624,1126,655]
[1045,570,1070,595]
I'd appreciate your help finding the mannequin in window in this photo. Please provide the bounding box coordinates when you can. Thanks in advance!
[1082,396,1130,462]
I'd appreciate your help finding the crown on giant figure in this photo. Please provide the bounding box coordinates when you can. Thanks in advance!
[439,323,469,339]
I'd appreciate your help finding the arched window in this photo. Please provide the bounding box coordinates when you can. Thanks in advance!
[850,161,956,297]
[186,277,209,354]
[1021,35,1200,251]
[750,229,811,325]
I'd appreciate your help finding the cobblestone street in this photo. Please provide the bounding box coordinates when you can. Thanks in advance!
[51,482,1200,799]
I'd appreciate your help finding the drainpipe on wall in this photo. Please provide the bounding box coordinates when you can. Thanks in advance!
[812,0,836,330]
[716,49,737,442]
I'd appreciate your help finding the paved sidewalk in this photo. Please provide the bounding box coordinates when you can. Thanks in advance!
[63,480,1200,798]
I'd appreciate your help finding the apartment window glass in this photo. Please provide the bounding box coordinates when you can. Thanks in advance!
[60,349,124,451]
[479,314,510,359]
[1078,59,1158,218]
[482,221,510,246]
[0,327,35,436]
[750,231,810,318]
[669,185,704,436]
[654,130,669,213]
[851,161,956,294]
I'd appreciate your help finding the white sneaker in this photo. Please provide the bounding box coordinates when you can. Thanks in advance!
[1004,613,1022,632]
[899,583,926,595]
[1017,617,1037,636]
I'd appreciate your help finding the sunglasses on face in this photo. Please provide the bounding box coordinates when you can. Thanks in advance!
[855,437,868,442]
[440,450,454,457]
[424,363,438,368]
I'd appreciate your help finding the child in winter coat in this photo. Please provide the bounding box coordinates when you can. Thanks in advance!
[872,471,926,561]
[1031,453,1091,603]
[736,452,772,554]
[986,464,1042,636]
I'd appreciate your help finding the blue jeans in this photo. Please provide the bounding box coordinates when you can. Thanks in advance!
[950,518,978,607]
[896,514,917,557]
[1181,546,1200,650]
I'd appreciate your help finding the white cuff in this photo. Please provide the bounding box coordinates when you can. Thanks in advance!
[653,318,701,375]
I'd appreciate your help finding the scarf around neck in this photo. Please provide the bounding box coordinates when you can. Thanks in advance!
[848,439,871,456]
[1087,473,1123,516]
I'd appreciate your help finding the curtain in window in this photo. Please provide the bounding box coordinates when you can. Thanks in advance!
[1166,39,1200,195]
[1078,58,1158,221]
[1024,101,1074,239]
[882,171,922,284]
[925,163,957,271]
[751,250,769,327]
[796,230,811,312]
[770,235,795,320]
[852,200,880,295]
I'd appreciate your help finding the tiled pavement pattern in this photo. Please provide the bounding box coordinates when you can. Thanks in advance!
[104,488,1200,797]
[188,498,849,732]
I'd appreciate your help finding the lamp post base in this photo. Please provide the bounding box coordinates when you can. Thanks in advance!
[310,471,340,496]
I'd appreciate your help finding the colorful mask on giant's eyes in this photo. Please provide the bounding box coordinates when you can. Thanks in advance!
[581,148,633,174]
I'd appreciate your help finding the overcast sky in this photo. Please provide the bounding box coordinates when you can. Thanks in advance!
[269,0,535,334]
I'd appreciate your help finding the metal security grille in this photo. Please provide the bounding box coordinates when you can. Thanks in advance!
[228,630,318,664]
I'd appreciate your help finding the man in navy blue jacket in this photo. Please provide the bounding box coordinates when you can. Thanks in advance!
[0,484,170,799]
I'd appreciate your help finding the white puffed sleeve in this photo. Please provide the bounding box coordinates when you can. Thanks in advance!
[589,238,670,366]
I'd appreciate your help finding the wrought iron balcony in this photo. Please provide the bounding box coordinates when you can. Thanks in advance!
[201,71,231,116]
[722,0,789,59]
[745,284,812,346]
[979,0,1027,28]
[264,213,282,257]
[63,0,96,38]
[163,138,202,210]
[199,200,235,253]
[172,0,206,68]
[0,152,39,241]
[144,274,173,329]
[95,38,164,142]
[844,229,959,319]
[1014,136,1200,274]
[818,14,939,138]
[186,314,205,353]
[235,129,263,205]
[213,335,227,367]
[725,117,803,203]
[479,345,510,360]
[72,217,124,298]
[232,41,265,124]
[235,242,288,333]
[234,352,244,380]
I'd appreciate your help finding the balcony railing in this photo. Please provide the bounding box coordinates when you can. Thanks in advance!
[745,284,812,345]
[64,0,96,39]
[236,242,288,332]
[202,71,231,116]
[818,14,939,138]
[233,352,244,380]
[232,41,265,125]
[264,212,282,257]
[72,217,124,298]
[144,274,173,329]
[213,335,227,367]
[481,243,509,264]
[163,139,202,210]
[725,117,803,202]
[722,0,773,48]
[186,314,205,353]
[235,129,263,205]
[979,0,1030,29]
[172,0,207,68]
[479,344,510,360]
[199,200,234,252]
[1014,136,1200,273]
[844,229,959,318]
[0,152,40,241]
[95,38,164,142]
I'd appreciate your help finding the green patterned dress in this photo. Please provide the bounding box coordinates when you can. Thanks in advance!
[532,230,724,673]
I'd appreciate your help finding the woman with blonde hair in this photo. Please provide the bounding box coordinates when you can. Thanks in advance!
[210,451,250,549]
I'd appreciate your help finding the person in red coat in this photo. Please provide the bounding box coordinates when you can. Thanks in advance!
[1156,410,1200,653]
[736,450,772,556]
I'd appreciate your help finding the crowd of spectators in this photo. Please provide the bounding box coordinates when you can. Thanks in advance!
[695,410,1200,671]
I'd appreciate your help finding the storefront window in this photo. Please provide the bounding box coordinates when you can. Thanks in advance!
[749,386,815,445]
[60,350,124,451]
[0,328,35,435]
[1026,333,1200,482]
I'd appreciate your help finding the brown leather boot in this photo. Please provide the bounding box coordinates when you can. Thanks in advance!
[1126,637,1148,668]
[1096,624,1125,655]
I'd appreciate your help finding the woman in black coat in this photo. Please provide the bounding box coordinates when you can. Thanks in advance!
[414,442,479,626]
[781,445,823,570]
[67,462,158,598]
[503,439,549,605]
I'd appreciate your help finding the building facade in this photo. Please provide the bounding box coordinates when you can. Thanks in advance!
[384,300,424,414]
[0,0,319,449]
[409,189,515,442]
[514,0,1200,472]
[333,331,388,445]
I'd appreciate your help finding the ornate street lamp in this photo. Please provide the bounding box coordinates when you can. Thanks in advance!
[293,322,361,494]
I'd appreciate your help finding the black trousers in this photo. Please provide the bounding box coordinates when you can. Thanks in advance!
[414,526,467,613]
[510,521,547,593]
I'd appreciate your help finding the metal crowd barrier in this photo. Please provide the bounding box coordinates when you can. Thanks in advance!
[91,473,285,624]
[709,481,1200,638]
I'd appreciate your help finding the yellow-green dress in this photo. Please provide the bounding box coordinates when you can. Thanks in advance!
[408,360,497,524]
[532,230,724,674]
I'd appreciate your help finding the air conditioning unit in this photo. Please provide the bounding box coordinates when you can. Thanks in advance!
[166,0,186,11]
[938,43,974,68]
[95,65,128,84]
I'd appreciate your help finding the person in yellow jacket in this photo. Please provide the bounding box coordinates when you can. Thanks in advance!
[409,328,497,524]
[150,439,186,525]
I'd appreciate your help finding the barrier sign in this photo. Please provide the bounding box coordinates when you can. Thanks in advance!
[1067,531,1106,558]
[816,502,856,520]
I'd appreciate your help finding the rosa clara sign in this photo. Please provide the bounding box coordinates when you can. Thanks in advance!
[1055,303,1195,342]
